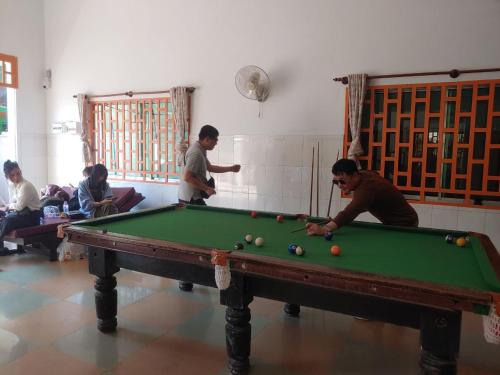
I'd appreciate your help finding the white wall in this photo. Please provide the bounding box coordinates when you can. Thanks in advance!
[43,0,500,246]
[0,0,47,191]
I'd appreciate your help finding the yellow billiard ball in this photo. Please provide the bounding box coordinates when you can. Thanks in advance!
[456,237,466,247]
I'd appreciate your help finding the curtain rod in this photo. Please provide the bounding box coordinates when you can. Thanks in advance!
[333,68,500,85]
[72,87,195,99]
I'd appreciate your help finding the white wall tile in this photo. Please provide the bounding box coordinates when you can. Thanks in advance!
[210,191,233,208]
[249,194,267,211]
[233,192,249,210]
[457,207,486,233]
[217,135,234,164]
[430,206,459,230]
[206,147,219,164]
[217,172,233,192]
[301,136,322,171]
[320,135,343,170]
[263,166,283,197]
[232,168,249,194]
[282,197,302,214]
[233,135,250,165]
[484,211,500,250]
[248,166,266,195]
[411,203,432,228]
[283,167,302,198]
[283,136,303,167]
[249,135,269,166]
[265,136,286,167]
[265,196,284,213]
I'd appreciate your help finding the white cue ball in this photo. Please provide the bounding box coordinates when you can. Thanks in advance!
[255,237,264,247]
[295,246,304,256]
[245,234,253,243]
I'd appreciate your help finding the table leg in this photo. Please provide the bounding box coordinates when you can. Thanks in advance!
[226,306,251,375]
[95,276,117,332]
[88,247,119,333]
[178,281,193,292]
[419,309,461,375]
[284,303,300,317]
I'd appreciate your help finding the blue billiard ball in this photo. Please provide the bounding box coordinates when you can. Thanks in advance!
[324,231,333,241]
[288,243,297,254]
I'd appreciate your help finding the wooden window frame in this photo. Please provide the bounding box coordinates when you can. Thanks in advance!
[0,53,19,89]
[343,79,500,210]
[89,95,190,185]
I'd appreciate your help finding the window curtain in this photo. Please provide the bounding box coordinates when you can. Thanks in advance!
[77,94,94,166]
[347,74,367,166]
[170,87,190,167]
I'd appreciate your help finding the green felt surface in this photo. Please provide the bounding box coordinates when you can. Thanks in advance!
[78,205,500,293]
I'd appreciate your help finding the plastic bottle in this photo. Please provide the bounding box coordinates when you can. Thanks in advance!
[63,201,69,215]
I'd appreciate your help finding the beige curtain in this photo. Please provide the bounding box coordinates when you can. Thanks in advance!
[347,74,367,166]
[77,94,94,165]
[170,87,190,166]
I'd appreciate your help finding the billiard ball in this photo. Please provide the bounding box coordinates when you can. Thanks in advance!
[445,234,454,243]
[276,215,284,223]
[255,237,264,247]
[233,242,244,250]
[244,234,253,244]
[324,231,333,241]
[456,237,466,247]
[288,243,297,254]
[251,211,258,218]
[295,246,304,256]
[330,245,341,256]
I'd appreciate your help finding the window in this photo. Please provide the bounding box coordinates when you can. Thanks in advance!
[0,88,7,133]
[89,96,189,184]
[344,79,500,209]
[0,53,18,134]
[0,53,18,89]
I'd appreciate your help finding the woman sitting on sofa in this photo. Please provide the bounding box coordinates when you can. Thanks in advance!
[78,164,118,218]
[0,160,41,256]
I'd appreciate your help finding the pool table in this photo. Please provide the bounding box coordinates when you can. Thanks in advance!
[64,204,500,375]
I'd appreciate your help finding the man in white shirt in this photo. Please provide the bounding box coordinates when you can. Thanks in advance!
[177,125,240,291]
[0,160,41,255]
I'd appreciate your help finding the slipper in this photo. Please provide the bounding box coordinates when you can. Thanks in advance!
[0,248,15,256]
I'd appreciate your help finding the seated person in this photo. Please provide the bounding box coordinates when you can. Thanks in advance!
[306,158,419,236]
[78,164,118,218]
[40,184,71,210]
[0,160,42,256]
[68,166,92,211]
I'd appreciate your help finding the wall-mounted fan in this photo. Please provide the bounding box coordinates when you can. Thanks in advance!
[235,65,271,117]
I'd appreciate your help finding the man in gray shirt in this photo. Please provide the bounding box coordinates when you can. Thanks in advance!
[178,124,240,290]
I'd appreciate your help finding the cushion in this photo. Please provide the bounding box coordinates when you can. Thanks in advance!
[110,187,136,208]
[6,217,70,238]
[118,193,145,213]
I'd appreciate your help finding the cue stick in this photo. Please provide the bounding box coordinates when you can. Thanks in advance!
[316,141,320,217]
[290,219,331,233]
[326,149,340,217]
[309,146,315,217]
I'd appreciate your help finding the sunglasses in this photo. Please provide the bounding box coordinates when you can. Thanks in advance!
[332,179,346,186]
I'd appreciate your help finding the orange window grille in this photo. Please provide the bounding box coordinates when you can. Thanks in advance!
[343,79,500,209]
[89,96,190,184]
[0,53,18,89]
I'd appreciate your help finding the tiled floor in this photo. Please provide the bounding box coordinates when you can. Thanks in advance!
[0,253,499,374]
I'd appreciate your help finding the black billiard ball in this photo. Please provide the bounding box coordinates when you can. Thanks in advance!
[445,234,453,243]
[233,242,244,250]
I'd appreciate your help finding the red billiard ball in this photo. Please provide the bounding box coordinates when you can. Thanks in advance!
[251,211,258,218]
[276,215,284,223]
[330,245,341,256]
